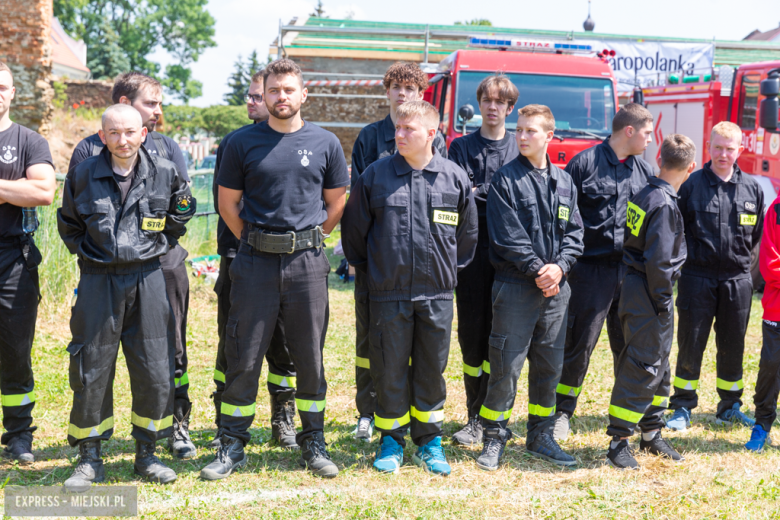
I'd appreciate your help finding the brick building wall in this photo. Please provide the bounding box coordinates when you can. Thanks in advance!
[0,0,54,134]
[63,79,114,109]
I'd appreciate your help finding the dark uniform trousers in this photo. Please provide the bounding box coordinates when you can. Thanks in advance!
[160,248,190,401]
[370,299,452,448]
[671,274,752,416]
[67,260,175,447]
[213,255,297,413]
[0,241,41,444]
[221,246,330,445]
[480,280,570,444]
[456,223,494,419]
[753,320,780,432]
[607,273,671,438]
[354,270,375,418]
[556,260,626,418]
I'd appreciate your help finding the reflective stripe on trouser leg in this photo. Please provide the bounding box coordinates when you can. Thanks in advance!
[265,315,297,396]
[354,275,376,417]
[174,372,189,389]
[556,383,581,398]
[374,411,411,431]
[557,263,626,419]
[0,249,38,444]
[268,372,297,389]
[673,377,699,391]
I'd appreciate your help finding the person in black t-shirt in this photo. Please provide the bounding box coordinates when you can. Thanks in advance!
[200,59,348,481]
[67,72,196,460]
[447,74,519,446]
[348,62,448,442]
[0,62,56,464]
[210,70,298,451]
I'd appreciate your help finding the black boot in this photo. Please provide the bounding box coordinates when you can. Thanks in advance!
[210,391,223,449]
[134,440,177,484]
[2,431,34,464]
[200,435,246,481]
[298,432,338,478]
[168,398,197,459]
[271,392,298,449]
[64,440,105,492]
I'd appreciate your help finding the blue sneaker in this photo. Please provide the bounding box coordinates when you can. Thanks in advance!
[666,407,692,431]
[745,425,771,452]
[716,403,756,428]
[412,437,451,476]
[373,436,403,474]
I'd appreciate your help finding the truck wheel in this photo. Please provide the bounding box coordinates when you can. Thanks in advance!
[751,241,764,292]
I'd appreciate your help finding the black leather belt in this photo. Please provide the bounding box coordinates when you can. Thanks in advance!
[246,226,326,254]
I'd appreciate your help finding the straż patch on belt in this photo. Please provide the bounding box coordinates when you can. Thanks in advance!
[176,194,192,214]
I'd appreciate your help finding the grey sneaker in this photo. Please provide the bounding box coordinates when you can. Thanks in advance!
[452,416,483,446]
[666,407,692,431]
[476,427,512,471]
[607,437,639,470]
[527,433,577,466]
[353,416,374,442]
[552,412,570,441]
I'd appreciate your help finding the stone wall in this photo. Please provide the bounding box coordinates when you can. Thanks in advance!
[62,79,114,109]
[0,0,54,135]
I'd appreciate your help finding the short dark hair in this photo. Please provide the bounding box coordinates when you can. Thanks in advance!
[262,59,303,89]
[250,68,265,84]
[660,134,696,171]
[111,72,162,104]
[476,74,519,106]
[382,62,429,93]
[0,61,13,84]
[612,103,653,133]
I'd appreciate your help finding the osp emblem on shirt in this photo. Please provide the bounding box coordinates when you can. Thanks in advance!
[0,146,18,165]
[299,149,313,167]
[745,201,756,211]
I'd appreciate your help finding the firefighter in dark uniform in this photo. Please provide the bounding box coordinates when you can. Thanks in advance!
[200,59,348,480]
[349,62,447,441]
[68,72,196,459]
[59,104,195,490]
[476,105,583,471]
[343,100,478,476]
[211,70,298,450]
[554,103,655,440]
[605,134,696,470]
[0,62,56,464]
[667,122,763,431]
[447,74,519,446]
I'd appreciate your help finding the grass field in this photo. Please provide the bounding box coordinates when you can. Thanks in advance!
[4,205,780,519]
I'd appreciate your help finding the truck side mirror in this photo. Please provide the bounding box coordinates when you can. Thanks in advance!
[760,71,780,132]
[632,88,644,105]
[457,104,475,135]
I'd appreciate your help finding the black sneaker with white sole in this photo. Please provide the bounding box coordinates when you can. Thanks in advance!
[526,433,577,466]
[607,437,639,470]
[639,431,683,461]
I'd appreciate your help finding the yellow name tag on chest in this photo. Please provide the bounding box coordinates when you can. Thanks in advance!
[740,214,757,226]
[558,206,570,221]
[433,210,459,226]
[141,217,165,231]
[627,202,646,237]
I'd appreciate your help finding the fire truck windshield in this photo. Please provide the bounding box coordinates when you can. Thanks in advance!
[456,71,616,137]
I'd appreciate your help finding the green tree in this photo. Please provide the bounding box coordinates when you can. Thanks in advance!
[160,104,204,136]
[54,0,216,102]
[200,105,247,138]
[223,51,264,106]
[455,19,492,26]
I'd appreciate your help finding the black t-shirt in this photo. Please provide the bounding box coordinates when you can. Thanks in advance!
[218,121,349,234]
[69,132,190,182]
[113,165,136,204]
[0,123,54,238]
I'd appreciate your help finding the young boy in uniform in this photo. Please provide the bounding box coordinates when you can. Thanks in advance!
[476,105,584,471]
[448,74,519,445]
[606,134,696,469]
[343,101,477,475]
[667,121,762,431]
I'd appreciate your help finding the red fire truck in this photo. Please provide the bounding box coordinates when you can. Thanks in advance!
[641,62,780,284]
[425,38,619,168]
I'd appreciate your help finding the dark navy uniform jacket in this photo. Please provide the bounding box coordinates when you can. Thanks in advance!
[487,154,584,285]
[58,147,195,265]
[678,161,764,281]
[623,176,686,313]
[342,149,478,301]
[351,114,448,189]
[448,128,519,217]
[566,139,653,263]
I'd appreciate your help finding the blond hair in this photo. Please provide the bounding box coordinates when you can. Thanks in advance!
[660,134,696,171]
[396,100,439,131]
[711,121,742,143]
[517,104,555,132]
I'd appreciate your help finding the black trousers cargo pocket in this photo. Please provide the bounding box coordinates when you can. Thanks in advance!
[67,343,85,393]
[369,329,385,381]
[488,333,508,379]
[225,318,240,363]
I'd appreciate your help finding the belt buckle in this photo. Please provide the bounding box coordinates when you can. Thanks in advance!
[287,231,296,254]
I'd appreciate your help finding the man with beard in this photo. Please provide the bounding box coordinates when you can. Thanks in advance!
[200,59,348,480]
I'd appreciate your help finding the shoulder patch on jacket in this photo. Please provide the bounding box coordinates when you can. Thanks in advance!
[441,193,459,207]
[627,201,646,237]
[176,194,192,214]
[557,186,571,198]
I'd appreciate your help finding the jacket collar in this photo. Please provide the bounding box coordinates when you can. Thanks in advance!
[381,114,396,144]
[703,160,742,186]
[516,153,562,190]
[600,137,635,168]
[94,145,155,182]
[392,146,447,176]
[649,175,679,199]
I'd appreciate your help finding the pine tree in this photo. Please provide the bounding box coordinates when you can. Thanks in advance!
[223,55,246,106]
